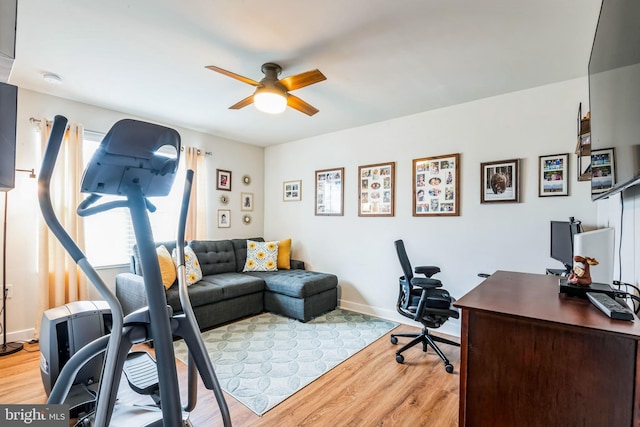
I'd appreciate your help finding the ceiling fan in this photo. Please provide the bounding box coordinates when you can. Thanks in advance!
[205,62,326,116]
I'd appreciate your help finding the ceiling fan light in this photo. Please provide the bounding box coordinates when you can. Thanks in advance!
[254,90,287,114]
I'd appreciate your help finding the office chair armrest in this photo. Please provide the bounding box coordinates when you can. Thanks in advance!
[411,277,442,289]
[415,265,441,277]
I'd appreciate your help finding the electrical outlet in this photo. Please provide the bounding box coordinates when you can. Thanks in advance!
[6,284,12,299]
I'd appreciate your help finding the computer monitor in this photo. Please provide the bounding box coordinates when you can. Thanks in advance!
[573,227,615,285]
[550,218,582,273]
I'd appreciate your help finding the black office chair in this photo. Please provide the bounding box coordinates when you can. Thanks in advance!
[390,239,460,373]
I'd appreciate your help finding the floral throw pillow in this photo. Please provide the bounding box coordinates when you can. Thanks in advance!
[243,240,279,272]
[172,246,203,286]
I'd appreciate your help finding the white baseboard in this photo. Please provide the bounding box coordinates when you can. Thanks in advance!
[5,328,35,344]
[338,299,461,338]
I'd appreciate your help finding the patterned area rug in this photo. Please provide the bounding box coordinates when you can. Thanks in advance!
[173,309,398,416]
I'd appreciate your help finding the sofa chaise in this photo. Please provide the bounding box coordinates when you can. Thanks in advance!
[115,237,338,330]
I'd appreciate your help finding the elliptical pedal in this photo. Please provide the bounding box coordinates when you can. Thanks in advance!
[123,352,160,396]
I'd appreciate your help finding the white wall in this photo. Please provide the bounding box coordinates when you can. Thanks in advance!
[1,89,265,341]
[264,77,599,337]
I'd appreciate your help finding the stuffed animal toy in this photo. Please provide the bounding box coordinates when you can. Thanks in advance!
[568,255,599,286]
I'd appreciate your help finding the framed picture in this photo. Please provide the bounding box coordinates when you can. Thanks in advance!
[241,192,253,211]
[480,159,520,203]
[315,167,344,216]
[591,148,616,194]
[358,162,395,217]
[217,209,230,228]
[216,169,232,191]
[413,153,460,216]
[539,153,569,197]
[283,180,302,201]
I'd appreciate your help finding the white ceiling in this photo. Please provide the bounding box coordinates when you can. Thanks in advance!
[10,0,603,147]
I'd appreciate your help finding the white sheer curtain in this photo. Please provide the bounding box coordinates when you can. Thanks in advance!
[184,147,207,241]
[35,119,88,338]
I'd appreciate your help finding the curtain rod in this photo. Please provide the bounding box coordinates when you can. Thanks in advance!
[29,117,69,131]
[30,117,213,156]
[29,117,61,126]
[181,147,213,156]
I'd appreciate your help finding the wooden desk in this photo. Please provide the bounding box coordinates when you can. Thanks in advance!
[455,270,640,427]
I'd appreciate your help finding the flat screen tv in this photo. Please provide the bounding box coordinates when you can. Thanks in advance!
[550,219,582,274]
[588,0,640,200]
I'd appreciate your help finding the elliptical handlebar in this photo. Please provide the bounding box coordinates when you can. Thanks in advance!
[76,194,157,217]
[175,170,191,265]
[174,170,232,422]
[38,115,83,262]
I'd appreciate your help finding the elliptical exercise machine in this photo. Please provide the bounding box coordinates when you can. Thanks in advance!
[38,115,231,426]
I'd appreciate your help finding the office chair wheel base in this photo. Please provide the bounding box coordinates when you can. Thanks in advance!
[395,354,404,364]
[445,363,454,373]
[390,336,398,345]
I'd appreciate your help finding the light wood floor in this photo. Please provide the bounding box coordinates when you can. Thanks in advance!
[0,324,459,426]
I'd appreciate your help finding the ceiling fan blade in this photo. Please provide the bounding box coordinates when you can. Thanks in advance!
[279,69,326,91]
[205,65,261,87]
[287,94,319,116]
[229,95,254,110]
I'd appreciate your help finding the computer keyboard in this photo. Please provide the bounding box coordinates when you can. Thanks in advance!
[586,292,634,321]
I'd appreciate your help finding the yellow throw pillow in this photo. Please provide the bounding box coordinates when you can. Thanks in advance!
[243,240,279,272]
[156,245,177,290]
[277,238,292,270]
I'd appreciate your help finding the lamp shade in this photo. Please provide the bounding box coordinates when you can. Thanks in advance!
[254,87,287,114]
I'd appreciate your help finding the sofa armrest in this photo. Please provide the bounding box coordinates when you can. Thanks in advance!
[115,273,149,316]
[290,259,305,270]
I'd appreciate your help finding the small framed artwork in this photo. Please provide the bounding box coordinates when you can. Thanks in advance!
[413,153,460,216]
[315,167,344,216]
[241,192,253,211]
[217,209,230,228]
[591,148,616,194]
[480,159,520,203]
[216,169,232,191]
[539,153,569,197]
[283,180,302,201]
[358,162,395,217]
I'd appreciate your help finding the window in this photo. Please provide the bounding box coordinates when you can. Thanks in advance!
[82,131,185,267]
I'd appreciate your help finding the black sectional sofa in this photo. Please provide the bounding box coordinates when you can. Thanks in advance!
[115,237,339,330]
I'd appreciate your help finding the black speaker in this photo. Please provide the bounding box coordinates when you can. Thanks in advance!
[0,82,17,191]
